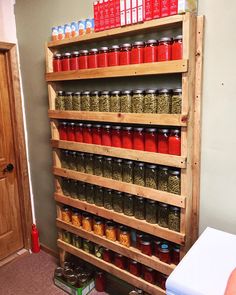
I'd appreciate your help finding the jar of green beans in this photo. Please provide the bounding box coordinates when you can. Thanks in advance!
[144,89,157,113]
[81,91,90,111]
[99,91,110,112]
[55,91,65,110]
[90,90,100,112]
[157,89,171,114]
[110,90,121,112]
[132,90,144,113]
[72,92,81,111]
[120,90,132,113]
[64,92,73,110]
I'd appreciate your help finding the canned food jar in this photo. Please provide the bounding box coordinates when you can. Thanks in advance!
[157,37,172,61]
[122,126,133,149]
[53,53,62,72]
[83,123,93,144]
[158,129,169,154]
[76,152,85,172]
[172,35,182,60]
[64,24,71,39]
[143,266,156,284]
[82,213,93,232]
[77,182,86,201]
[171,88,182,114]
[119,43,131,65]
[102,248,113,263]
[67,123,76,141]
[94,155,103,176]
[70,180,78,198]
[140,237,152,256]
[110,90,121,112]
[79,50,89,69]
[103,157,112,178]
[133,127,144,151]
[168,206,180,232]
[92,124,102,145]
[90,91,100,112]
[85,153,94,174]
[132,90,144,113]
[144,89,157,114]
[157,89,171,114]
[114,253,126,269]
[94,186,104,207]
[108,45,120,67]
[120,90,132,113]
[95,271,106,292]
[103,188,113,210]
[61,150,70,169]
[85,184,95,204]
[70,51,79,70]
[172,245,180,264]
[61,206,71,223]
[159,273,168,290]
[55,91,65,110]
[122,160,133,183]
[59,122,68,140]
[62,53,71,71]
[88,48,98,68]
[102,125,112,146]
[124,193,134,216]
[68,151,77,170]
[64,92,73,110]
[83,239,94,253]
[168,169,181,195]
[154,239,161,258]
[112,158,123,181]
[131,41,144,64]
[134,196,145,220]
[136,232,143,250]
[62,231,71,244]
[99,91,110,112]
[75,123,83,142]
[105,221,117,241]
[144,128,158,152]
[144,40,158,63]
[119,227,131,247]
[72,92,81,111]
[145,164,158,189]
[158,202,169,228]
[81,91,90,111]
[112,191,123,213]
[98,47,109,67]
[133,162,145,187]
[158,166,168,191]
[159,242,171,264]
[72,235,82,248]
[93,217,105,236]
[146,199,157,224]
[128,260,141,277]
[111,125,122,148]
[61,178,71,196]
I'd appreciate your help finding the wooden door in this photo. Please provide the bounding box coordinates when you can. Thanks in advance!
[0,50,24,260]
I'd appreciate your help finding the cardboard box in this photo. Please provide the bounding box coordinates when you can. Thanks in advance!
[153,0,161,18]
[54,276,95,295]
[120,0,126,26]
[104,0,110,29]
[93,1,100,32]
[161,0,170,17]
[178,0,197,14]
[137,0,144,23]
[131,0,138,24]
[145,0,153,21]
[125,0,132,25]
[109,0,116,28]
[99,0,105,31]
[115,0,121,27]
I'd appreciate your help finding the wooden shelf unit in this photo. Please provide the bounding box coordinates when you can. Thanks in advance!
[46,12,204,293]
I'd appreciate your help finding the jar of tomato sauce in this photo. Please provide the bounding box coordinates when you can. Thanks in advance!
[75,123,84,142]
[53,53,62,72]
[67,122,76,141]
[121,126,133,149]
[114,253,126,270]
[79,50,89,69]
[159,242,171,264]
[172,35,182,60]
[131,41,144,64]
[143,266,156,284]
[133,127,145,150]
[92,124,102,145]
[108,45,120,67]
[70,51,79,70]
[111,126,122,148]
[136,232,143,250]
[88,48,98,68]
[140,237,152,256]
[59,122,68,140]
[144,128,158,152]
[98,47,109,68]
[62,53,71,71]
[83,124,93,144]
[144,40,158,63]
[154,239,161,258]
[169,129,181,156]
[102,125,112,146]
[95,271,106,292]
[172,245,180,265]
[157,129,169,154]
[102,248,113,263]
[128,260,141,277]
[159,273,168,290]
[119,43,131,65]
[157,37,172,61]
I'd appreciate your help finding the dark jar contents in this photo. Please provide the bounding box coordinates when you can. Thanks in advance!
[112,191,123,213]
[88,48,98,68]
[122,160,133,183]
[128,260,141,277]
[68,151,77,170]
[85,153,94,174]
[92,124,102,145]
[143,267,156,284]
[169,129,181,156]
[158,166,168,191]
[83,123,93,144]
[94,155,103,176]
[134,197,145,220]
[158,37,172,61]
[144,40,158,63]
[102,248,113,263]
[70,179,79,199]
[55,90,65,110]
[172,35,182,60]
[98,47,109,67]
[168,206,180,232]
[172,245,180,265]
[123,193,134,216]
[108,45,120,67]
[159,273,168,290]
[94,186,104,207]
[67,123,76,141]
[61,150,70,169]
[62,53,71,71]
[77,182,86,201]
[131,41,144,64]
[133,127,145,151]
[114,253,126,270]
[112,158,123,181]
[111,125,122,147]
[61,178,70,196]
[140,237,152,256]
[103,188,113,210]
[103,157,112,178]
[158,202,169,228]
[136,232,143,250]
[75,123,83,142]
[133,162,145,187]
[154,239,161,258]
[70,51,79,70]
[102,125,112,146]
[146,199,157,224]
[122,126,133,149]
[119,43,131,65]
[159,242,171,264]
[59,122,68,140]
[144,128,158,152]
[95,271,106,292]
[85,184,94,204]
[53,53,62,72]
[145,164,158,189]
[171,88,182,114]
[64,92,73,110]
[158,129,169,154]
[168,169,181,195]
[78,50,89,69]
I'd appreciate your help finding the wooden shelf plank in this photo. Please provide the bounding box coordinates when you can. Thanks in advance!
[54,167,185,208]
[47,15,184,48]
[52,140,186,169]
[46,60,188,81]
[56,219,175,275]
[48,110,188,127]
[57,239,166,295]
[55,193,185,245]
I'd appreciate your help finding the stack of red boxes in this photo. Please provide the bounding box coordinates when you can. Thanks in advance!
[94,0,180,32]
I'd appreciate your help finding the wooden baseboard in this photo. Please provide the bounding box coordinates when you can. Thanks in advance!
[41,243,59,258]
[0,249,29,267]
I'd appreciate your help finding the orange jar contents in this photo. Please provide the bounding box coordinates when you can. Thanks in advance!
[93,218,105,236]
[82,213,93,232]
[71,209,81,227]
[119,227,131,247]
[105,221,117,241]
[61,206,71,223]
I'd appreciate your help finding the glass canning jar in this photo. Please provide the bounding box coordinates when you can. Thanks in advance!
[144,128,158,152]
[78,49,88,69]
[82,213,93,232]
[122,126,133,149]
[131,41,144,64]
[105,221,117,241]
[90,90,100,112]
[144,89,157,113]
[88,48,98,68]
[157,37,172,61]
[77,182,86,201]
[98,46,109,68]
[85,153,94,174]
[64,92,73,110]
[172,245,180,265]
[103,188,113,210]
[143,267,156,284]
[172,35,182,60]
[108,45,120,67]
[61,206,71,223]
[134,197,145,220]
[92,124,102,145]
[68,151,77,171]
[169,129,181,156]
[85,184,95,204]
[67,122,76,141]
[168,169,181,195]
[171,88,182,114]
[61,150,70,169]
[53,53,62,72]
[123,193,134,216]
[133,127,145,151]
[76,152,85,172]
[103,157,112,178]
[122,160,133,183]
[144,39,158,63]
[114,253,126,270]
[112,158,123,181]
[62,52,71,71]
[145,164,158,189]
[59,121,68,140]
[111,126,122,148]
[81,91,90,111]
[128,260,141,277]
[110,90,121,112]
[101,125,112,146]
[61,178,70,196]
[158,166,168,191]
[140,236,152,256]
[119,43,131,65]
[132,90,144,113]
[102,248,113,263]
[55,91,65,110]
[62,231,71,244]
[70,180,78,198]
[133,162,145,186]
[157,89,171,114]
[71,209,81,227]
[158,202,169,228]
[93,217,105,236]
[158,128,169,154]
[120,90,132,113]
[83,123,93,144]
[119,227,131,247]
[159,242,171,264]
[112,191,123,213]
[168,206,180,232]
[94,186,104,207]
[146,199,157,224]
[72,235,82,249]
[70,51,79,70]
[99,91,110,112]
[72,92,81,111]
[94,155,103,176]
[75,122,83,142]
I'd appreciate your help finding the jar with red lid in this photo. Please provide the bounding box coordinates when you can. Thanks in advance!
[108,45,120,67]
[143,266,156,284]
[67,122,76,141]
[83,124,93,144]
[144,128,158,152]
[122,126,133,149]
[102,248,113,263]
[119,43,131,65]
[128,259,141,277]
[62,53,71,71]
[59,122,68,140]
[114,253,126,270]
[75,123,84,142]
[111,126,122,148]
[101,125,112,146]
[136,232,143,250]
[92,124,102,145]
[158,37,172,61]
[98,47,109,68]
[131,41,144,64]
[95,271,106,292]
[78,50,88,69]
[144,40,158,63]
[88,48,98,68]
[172,245,180,265]
[159,242,171,264]
[169,129,181,156]
[172,35,182,60]
[53,53,62,72]
[70,51,79,70]
[140,237,152,256]
[154,239,161,258]
[157,129,169,154]
[133,127,145,151]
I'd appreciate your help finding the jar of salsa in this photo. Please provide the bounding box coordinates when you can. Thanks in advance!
[119,227,131,247]
[82,213,93,232]
[158,37,172,61]
[133,127,145,150]
[62,53,71,71]
[144,128,158,152]
[157,129,169,154]
[119,43,131,65]
[111,126,122,148]
[143,266,156,284]
[105,221,116,241]
[83,124,93,144]
[140,237,152,256]
[93,217,105,236]
[131,41,144,64]
[102,125,112,146]
[159,273,168,290]
[114,253,126,270]
[172,35,182,60]
[108,45,120,67]
[75,123,83,142]
[144,40,158,63]
[92,124,102,145]
[88,48,98,68]
[98,47,109,67]
[53,53,62,72]
[172,245,180,265]
[102,248,113,263]
[95,271,106,292]
[154,239,161,258]
[122,126,133,149]
[169,129,181,156]
[79,50,89,69]
[128,260,141,277]
[159,242,171,264]
[59,122,68,140]
[70,51,79,70]
[67,122,76,141]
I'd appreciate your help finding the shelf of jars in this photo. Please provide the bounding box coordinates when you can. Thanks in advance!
[56,218,175,276]
[57,239,165,295]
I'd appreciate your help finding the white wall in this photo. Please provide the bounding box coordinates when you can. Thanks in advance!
[0,0,17,42]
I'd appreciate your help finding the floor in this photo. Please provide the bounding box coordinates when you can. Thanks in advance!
[0,251,108,295]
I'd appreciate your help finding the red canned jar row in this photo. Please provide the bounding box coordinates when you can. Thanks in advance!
[58,121,181,156]
[52,35,182,72]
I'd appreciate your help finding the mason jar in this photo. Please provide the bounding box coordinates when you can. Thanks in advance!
[157,89,171,114]
[85,153,94,174]
[120,90,132,113]
[103,188,113,210]
[132,90,144,113]
[145,199,157,224]
[94,155,103,176]
[168,169,181,195]
[110,90,121,112]
[99,90,110,112]
[55,90,65,110]
[85,184,95,204]
[133,162,145,186]
[122,160,133,183]
[61,150,70,169]
[123,194,134,216]
[158,166,168,191]
[145,164,158,189]
[64,92,73,110]
[112,158,123,181]
[103,157,112,178]
[158,202,169,228]
[90,90,100,112]
[112,191,124,213]
[134,197,145,220]
[144,89,157,113]
[81,91,90,111]
[168,206,180,232]
[76,152,85,173]
[77,182,86,201]
[94,186,104,207]
[72,92,81,111]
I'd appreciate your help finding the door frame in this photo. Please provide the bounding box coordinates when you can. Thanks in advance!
[0,41,32,250]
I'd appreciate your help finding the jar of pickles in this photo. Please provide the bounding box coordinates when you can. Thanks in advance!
[62,231,71,244]
[158,166,168,191]
[158,203,169,228]
[83,239,94,253]
[61,178,71,196]
[85,154,94,174]
[94,186,104,207]
[77,182,86,201]
[103,157,112,178]
[110,90,121,112]
[99,91,110,112]
[168,169,181,195]
[82,213,93,232]
[93,217,105,236]
[72,235,82,248]
[81,91,90,111]
[94,155,103,176]
[68,151,77,170]
[112,158,123,181]
[120,90,132,113]
[133,162,145,186]
[122,160,133,183]
[132,90,144,113]
[119,227,131,247]
[61,206,71,223]
[103,188,113,210]
[168,206,180,232]
[134,197,145,220]
[112,191,123,213]
[124,194,134,216]
[145,164,158,189]
[61,150,70,169]
[55,91,65,110]
[105,221,116,241]
[157,89,171,114]
[146,200,157,224]
[85,184,95,204]
[90,90,100,111]
[171,88,182,114]
[72,92,81,111]
[144,89,157,113]
[70,180,78,198]
[76,152,85,172]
